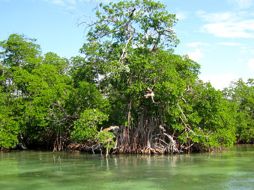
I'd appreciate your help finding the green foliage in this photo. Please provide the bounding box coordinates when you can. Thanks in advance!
[71,109,108,142]
[43,52,68,74]
[0,34,74,149]
[0,33,111,150]
[78,0,237,152]
[87,0,179,48]
[96,130,115,150]
[67,81,109,116]
[81,0,179,84]
[225,79,254,143]
[0,33,42,70]
[69,56,98,86]
[0,116,19,149]
[0,87,19,149]
[106,48,199,128]
[178,82,236,149]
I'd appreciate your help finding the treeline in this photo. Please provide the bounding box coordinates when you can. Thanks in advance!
[0,0,254,154]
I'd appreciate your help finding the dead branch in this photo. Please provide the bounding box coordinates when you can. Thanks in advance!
[144,87,156,103]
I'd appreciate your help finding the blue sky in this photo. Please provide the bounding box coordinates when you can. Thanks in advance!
[1,0,254,89]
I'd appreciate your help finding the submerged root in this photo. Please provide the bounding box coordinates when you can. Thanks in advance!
[67,142,102,154]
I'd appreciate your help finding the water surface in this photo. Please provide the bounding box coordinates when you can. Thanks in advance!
[0,145,254,190]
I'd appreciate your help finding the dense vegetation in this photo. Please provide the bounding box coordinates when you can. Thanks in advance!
[0,0,253,154]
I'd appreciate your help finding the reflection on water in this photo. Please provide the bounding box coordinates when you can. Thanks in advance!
[0,145,254,190]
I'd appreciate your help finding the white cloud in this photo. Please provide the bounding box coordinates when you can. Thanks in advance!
[175,11,187,21]
[44,0,109,10]
[228,0,254,9]
[198,11,254,39]
[247,58,254,70]
[185,42,207,62]
[203,20,254,38]
[186,42,207,48]
[45,0,75,9]
[200,73,238,89]
[197,11,233,22]
[50,0,65,6]
[187,49,203,62]
[217,42,242,47]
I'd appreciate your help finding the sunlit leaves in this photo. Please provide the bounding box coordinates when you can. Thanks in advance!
[0,87,19,149]
[0,33,42,70]
[225,79,254,143]
[71,109,108,142]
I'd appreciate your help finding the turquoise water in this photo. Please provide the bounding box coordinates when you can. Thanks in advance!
[0,145,254,190]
